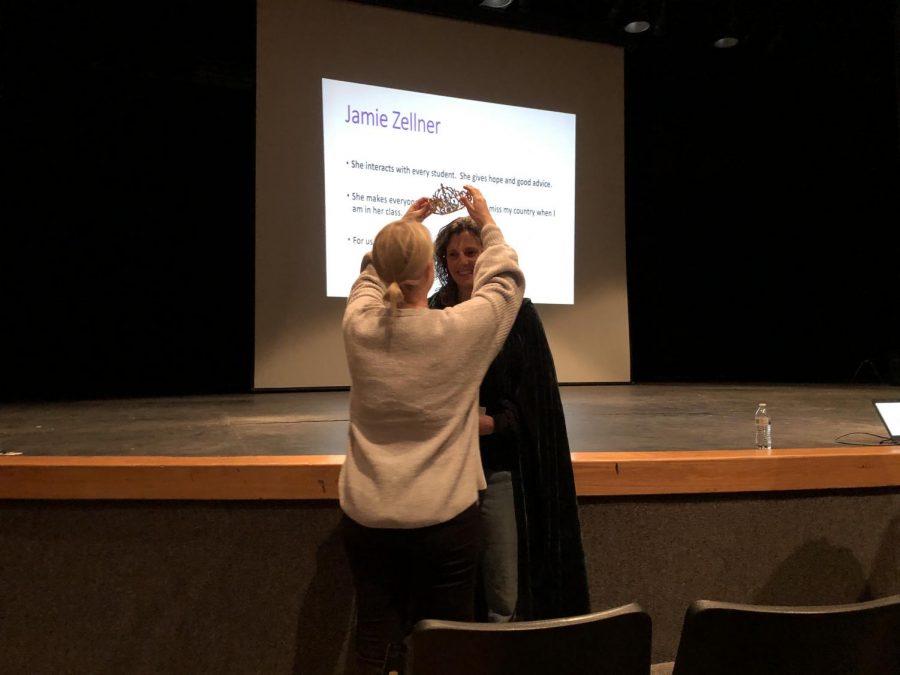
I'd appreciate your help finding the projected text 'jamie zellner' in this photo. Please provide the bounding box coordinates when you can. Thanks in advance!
[344,105,442,134]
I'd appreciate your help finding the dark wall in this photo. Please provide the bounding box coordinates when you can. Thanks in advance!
[2,2,898,401]
[1,492,897,671]
[625,0,900,383]
[1,3,256,401]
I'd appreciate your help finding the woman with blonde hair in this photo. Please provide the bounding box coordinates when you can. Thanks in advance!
[370,216,435,311]
[340,185,524,674]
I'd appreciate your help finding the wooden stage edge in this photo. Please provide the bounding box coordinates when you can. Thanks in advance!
[2,447,899,500]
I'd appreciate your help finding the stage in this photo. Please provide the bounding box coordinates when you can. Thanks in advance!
[1,383,898,499]
[2,383,899,670]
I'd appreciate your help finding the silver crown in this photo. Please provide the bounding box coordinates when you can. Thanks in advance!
[428,184,469,215]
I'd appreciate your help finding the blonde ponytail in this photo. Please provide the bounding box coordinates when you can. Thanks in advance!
[372,218,434,309]
[383,281,404,310]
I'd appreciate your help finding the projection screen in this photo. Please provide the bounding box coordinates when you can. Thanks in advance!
[255,0,629,388]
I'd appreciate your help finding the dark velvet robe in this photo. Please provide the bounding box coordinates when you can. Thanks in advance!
[429,294,591,620]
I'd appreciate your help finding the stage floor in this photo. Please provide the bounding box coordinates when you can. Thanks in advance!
[1,383,897,457]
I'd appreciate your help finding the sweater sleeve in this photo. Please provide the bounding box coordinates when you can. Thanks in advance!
[344,253,384,325]
[468,222,526,356]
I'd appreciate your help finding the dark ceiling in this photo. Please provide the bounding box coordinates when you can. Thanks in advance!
[352,0,897,59]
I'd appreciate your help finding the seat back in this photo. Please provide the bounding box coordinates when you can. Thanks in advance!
[408,602,651,675]
[671,594,900,675]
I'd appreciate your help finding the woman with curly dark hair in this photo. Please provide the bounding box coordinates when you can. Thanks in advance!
[429,217,590,623]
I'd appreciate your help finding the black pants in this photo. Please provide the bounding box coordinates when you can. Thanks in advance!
[342,503,482,675]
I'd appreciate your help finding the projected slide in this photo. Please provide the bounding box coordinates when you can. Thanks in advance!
[322,78,576,304]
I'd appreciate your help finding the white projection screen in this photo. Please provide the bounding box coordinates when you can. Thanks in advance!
[255,0,630,388]
[323,77,576,304]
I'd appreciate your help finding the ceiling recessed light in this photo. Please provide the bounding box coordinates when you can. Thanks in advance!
[714,36,740,48]
[624,20,651,34]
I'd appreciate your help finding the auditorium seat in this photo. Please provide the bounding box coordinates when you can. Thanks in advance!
[664,594,900,675]
[407,602,651,675]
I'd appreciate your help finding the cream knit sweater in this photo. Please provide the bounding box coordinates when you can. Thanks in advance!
[339,222,525,528]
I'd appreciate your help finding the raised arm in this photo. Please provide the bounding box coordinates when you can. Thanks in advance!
[461,185,525,357]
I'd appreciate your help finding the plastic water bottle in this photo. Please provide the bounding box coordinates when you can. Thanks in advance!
[755,402,772,449]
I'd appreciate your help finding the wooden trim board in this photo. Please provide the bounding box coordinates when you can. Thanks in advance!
[2,447,898,500]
